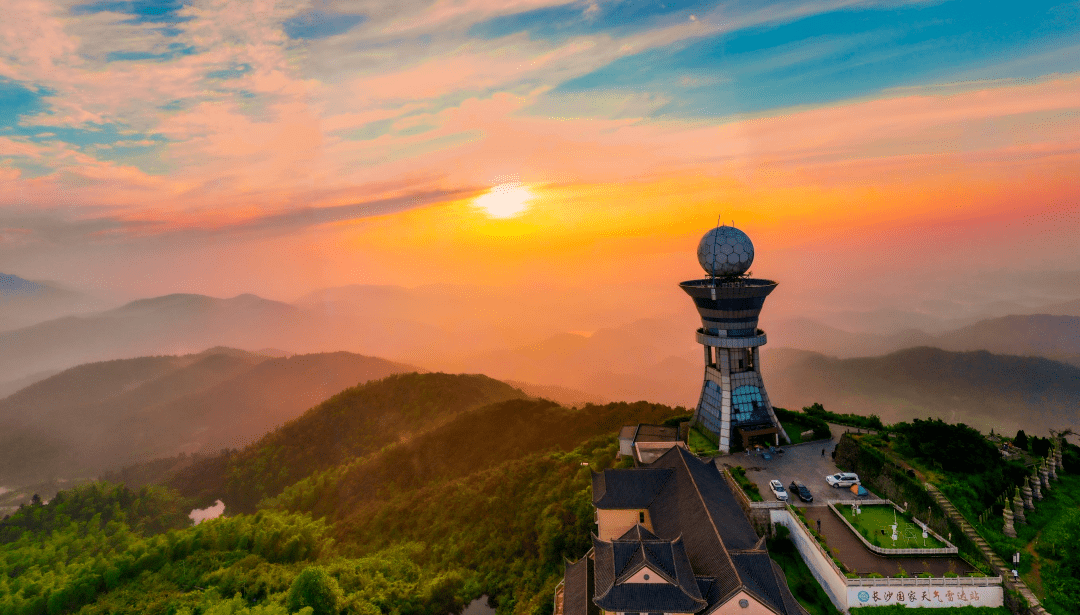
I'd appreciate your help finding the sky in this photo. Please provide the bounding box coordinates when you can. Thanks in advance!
[1,0,1079,324]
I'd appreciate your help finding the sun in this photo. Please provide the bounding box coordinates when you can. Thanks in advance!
[472,182,535,218]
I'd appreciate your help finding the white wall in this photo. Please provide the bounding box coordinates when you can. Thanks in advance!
[770,509,848,612]
[770,509,1004,611]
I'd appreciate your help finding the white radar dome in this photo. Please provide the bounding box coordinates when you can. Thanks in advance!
[697,225,754,276]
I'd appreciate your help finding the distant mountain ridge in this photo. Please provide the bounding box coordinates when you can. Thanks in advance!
[766,313,1080,361]
[0,273,88,332]
[0,349,416,486]
[0,273,45,294]
[762,346,1080,436]
[0,293,312,381]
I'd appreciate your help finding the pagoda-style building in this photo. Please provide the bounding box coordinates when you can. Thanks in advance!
[561,446,805,615]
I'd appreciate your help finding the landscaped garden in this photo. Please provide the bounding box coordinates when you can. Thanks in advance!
[837,504,947,550]
[774,406,831,445]
[729,465,763,502]
[835,419,1080,614]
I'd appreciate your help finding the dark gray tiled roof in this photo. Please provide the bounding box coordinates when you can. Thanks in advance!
[563,556,599,615]
[570,446,805,615]
[592,527,708,614]
[731,551,785,611]
[647,446,798,614]
[592,467,672,509]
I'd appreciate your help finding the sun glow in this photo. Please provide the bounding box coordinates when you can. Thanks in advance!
[472,182,536,218]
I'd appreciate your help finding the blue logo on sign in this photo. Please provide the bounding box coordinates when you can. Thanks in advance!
[858,591,870,602]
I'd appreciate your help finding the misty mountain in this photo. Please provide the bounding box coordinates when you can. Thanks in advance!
[761,346,1080,436]
[764,317,935,358]
[0,273,88,332]
[765,313,1080,360]
[461,317,702,407]
[0,293,316,381]
[0,349,415,486]
[933,314,1080,359]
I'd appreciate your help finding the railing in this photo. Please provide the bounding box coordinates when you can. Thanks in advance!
[783,506,849,581]
[553,579,564,615]
[847,576,1001,587]
[828,502,958,556]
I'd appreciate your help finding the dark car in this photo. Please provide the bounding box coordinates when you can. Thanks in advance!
[789,480,814,503]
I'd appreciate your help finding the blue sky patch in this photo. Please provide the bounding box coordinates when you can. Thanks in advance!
[106,44,196,62]
[0,80,49,128]
[207,64,253,80]
[73,0,192,24]
[469,0,717,41]
[283,10,365,40]
[552,0,1080,117]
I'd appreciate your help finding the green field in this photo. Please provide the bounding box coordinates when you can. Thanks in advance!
[838,504,948,550]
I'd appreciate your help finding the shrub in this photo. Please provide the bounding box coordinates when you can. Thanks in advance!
[286,567,343,615]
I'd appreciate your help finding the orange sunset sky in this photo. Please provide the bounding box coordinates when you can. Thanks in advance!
[1,0,1079,328]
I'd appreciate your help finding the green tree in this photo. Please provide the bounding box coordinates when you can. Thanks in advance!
[286,566,343,615]
[1013,429,1028,450]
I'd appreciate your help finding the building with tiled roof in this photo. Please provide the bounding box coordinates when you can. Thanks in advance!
[562,446,805,615]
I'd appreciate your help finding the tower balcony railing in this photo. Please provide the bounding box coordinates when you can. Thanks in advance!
[696,328,767,348]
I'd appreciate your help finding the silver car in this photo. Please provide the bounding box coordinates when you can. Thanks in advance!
[769,479,789,501]
[825,472,861,488]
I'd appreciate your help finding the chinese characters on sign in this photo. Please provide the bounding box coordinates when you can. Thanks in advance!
[852,586,993,607]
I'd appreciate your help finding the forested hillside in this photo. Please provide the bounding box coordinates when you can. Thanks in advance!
[167,373,530,511]
[0,371,687,615]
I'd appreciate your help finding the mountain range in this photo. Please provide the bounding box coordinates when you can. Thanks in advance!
[763,346,1080,436]
[0,273,90,332]
[0,349,414,486]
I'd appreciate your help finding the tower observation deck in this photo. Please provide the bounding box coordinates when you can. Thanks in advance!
[680,226,787,453]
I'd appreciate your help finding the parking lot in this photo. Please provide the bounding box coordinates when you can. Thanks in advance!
[713,424,875,506]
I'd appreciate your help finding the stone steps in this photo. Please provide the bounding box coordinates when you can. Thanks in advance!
[923,483,1049,615]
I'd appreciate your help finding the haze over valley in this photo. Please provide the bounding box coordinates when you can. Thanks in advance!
[2,268,1079,496]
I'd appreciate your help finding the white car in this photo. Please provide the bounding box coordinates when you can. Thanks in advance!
[826,472,861,488]
[769,479,789,501]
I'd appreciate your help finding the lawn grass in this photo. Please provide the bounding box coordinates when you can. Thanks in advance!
[837,504,947,550]
[780,417,819,444]
[687,425,720,456]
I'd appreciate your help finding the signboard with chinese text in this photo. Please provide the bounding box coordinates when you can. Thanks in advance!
[848,585,1002,608]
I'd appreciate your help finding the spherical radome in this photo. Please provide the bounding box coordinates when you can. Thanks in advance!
[697,226,754,276]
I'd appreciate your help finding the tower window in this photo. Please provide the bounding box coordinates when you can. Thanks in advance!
[639,511,645,523]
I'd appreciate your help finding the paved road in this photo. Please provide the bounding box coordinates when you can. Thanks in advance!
[713,423,874,506]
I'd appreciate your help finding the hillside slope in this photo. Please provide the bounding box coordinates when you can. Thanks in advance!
[0,350,415,486]
[168,372,529,510]
[268,397,684,521]
[763,346,1080,435]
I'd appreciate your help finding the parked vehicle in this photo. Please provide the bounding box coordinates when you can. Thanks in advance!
[789,480,814,502]
[825,472,861,488]
[769,479,788,501]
